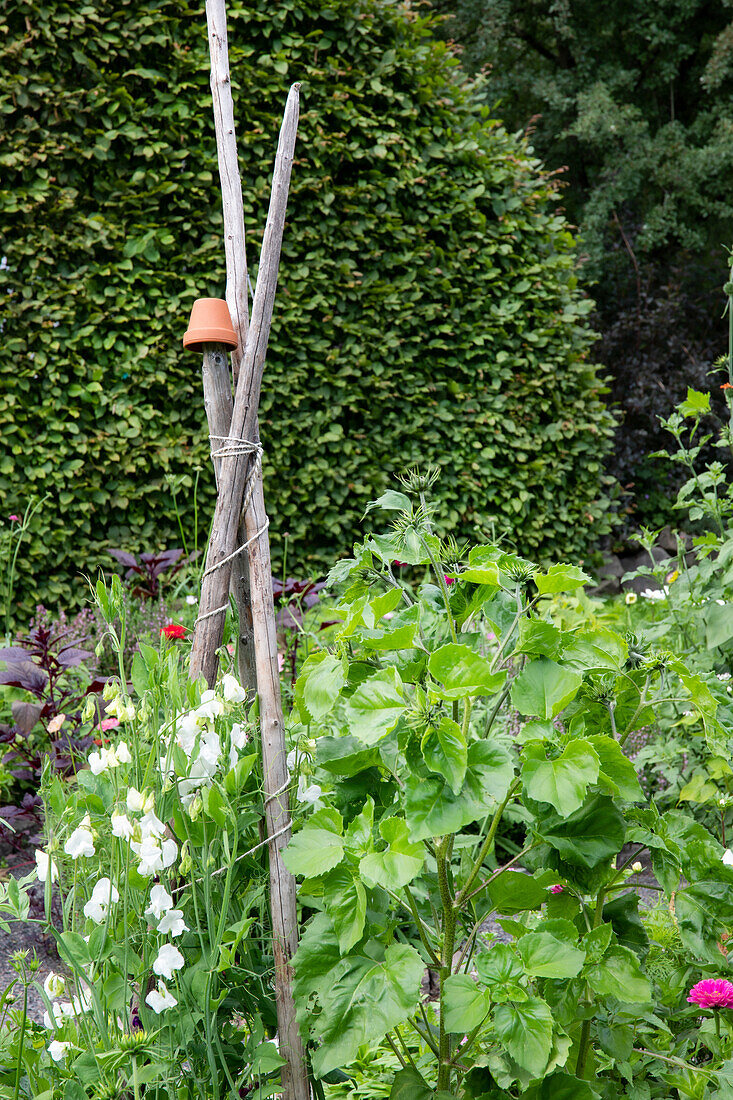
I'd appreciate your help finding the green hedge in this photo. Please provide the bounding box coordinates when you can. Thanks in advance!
[0,0,617,618]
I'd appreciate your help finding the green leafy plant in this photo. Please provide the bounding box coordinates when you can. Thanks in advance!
[0,0,616,615]
[2,576,286,1098]
[284,482,733,1096]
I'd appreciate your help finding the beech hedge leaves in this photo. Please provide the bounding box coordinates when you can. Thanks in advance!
[0,0,616,613]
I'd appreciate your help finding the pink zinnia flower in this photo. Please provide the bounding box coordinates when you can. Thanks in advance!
[549,885,564,894]
[8,515,20,522]
[444,575,455,586]
[98,718,120,732]
[687,979,733,1009]
[393,560,407,568]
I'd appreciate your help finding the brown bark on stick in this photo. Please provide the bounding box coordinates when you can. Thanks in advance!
[246,476,310,1100]
[200,344,256,691]
[189,81,300,687]
[194,13,308,1095]
[204,0,257,692]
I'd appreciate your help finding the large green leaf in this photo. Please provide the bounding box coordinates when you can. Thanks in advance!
[511,659,582,719]
[539,795,625,869]
[344,666,406,745]
[534,564,591,595]
[316,735,380,776]
[282,808,345,878]
[360,817,424,890]
[493,997,554,1077]
[311,944,424,1076]
[405,740,514,841]
[524,1072,600,1099]
[675,881,733,963]
[443,974,491,1032]
[390,1068,457,1100]
[586,734,643,802]
[517,931,585,979]
[521,739,600,817]
[291,913,341,1025]
[485,870,551,914]
[428,643,506,699]
[585,945,652,1004]
[322,866,367,953]
[297,652,346,721]
[704,601,733,650]
[421,715,467,794]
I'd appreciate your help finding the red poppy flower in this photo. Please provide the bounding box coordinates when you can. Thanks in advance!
[160,623,187,640]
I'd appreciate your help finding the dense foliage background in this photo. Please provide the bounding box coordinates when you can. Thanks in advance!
[433,0,733,524]
[0,0,615,615]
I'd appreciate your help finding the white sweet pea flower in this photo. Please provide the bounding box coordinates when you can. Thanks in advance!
[111,811,134,839]
[153,943,184,980]
[145,885,174,921]
[126,787,154,814]
[145,980,178,1014]
[64,815,95,859]
[175,712,201,756]
[83,877,119,923]
[230,723,248,750]
[48,1039,71,1062]
[88,746,119,775]
[221,673,246,704]
[115,740,132,763]
[43,1002,66,1029]
[717,672,732,682]
[35,848,58,883]
[132,837,165,876]
[185,594,197,606]
[70,990,92,1015]
[722,849,733,866]
[161,838,178,868]
[296,776,323,807]
[43,972,65,999]
[157,909,188,937]
[139,811,167,839]
[196,690,225,721]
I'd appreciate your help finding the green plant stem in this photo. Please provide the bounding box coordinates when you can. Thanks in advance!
[619,674,651,747]
[394,1024,420,1073]
[436,837,457,1090]
[456,779,521,908]
[421,532,458,644]
[575,891,606,1079]
[12,982,27,1100]
[632,1047,715,1078]
[404,883,441,967]
[131,1054,141,1100]
[385,1031,406,1069]
[483,680,512,736]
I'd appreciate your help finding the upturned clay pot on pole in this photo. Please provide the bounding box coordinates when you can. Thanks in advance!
[183,300,257,693]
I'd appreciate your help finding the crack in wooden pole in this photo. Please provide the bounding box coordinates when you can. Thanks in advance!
[193,4,309,1095]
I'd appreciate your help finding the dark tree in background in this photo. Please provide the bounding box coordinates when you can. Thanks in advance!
[433,0,733,529]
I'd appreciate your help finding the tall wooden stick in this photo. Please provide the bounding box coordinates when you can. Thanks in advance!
[189,81,300,687]
[196,8,308,1096]
[204,0,256,692]
[200,345,256,690]
[245,476,310,1100]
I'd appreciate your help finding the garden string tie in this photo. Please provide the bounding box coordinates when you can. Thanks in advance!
[194,435,270,626]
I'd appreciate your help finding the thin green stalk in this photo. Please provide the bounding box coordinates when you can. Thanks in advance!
[12,982,27,1100]
[404,883,441,967]
[575,890,606,1079]
[436,838,457,1090]
[457,780,521,908]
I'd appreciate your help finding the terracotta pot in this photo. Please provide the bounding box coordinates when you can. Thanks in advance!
[182,298,238,351]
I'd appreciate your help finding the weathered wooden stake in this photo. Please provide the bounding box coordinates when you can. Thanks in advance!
[196,4,309,1097]
[189,80,300,687]
[201,344,257,691]
[202,0,257,693]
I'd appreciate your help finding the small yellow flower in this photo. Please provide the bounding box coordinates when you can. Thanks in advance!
[666,569,679,584]
[625,592,638,605]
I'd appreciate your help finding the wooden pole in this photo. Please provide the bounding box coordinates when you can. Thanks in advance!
[204,0,256,692]
[200,345,256,691]
[245,476,310,1100]
[189,81,300,687]
[195,8,308,1096]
